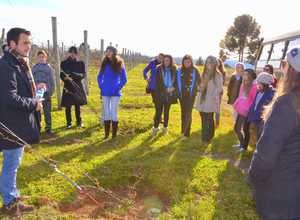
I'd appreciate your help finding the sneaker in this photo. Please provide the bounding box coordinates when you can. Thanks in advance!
[232,144,241,148]
[237,147,246,152]
[162,127,168,135]
[77,123,85,128]
[66,125,72,129]
[152,127,159,136]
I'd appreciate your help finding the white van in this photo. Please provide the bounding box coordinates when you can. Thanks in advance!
[255,30,300,73]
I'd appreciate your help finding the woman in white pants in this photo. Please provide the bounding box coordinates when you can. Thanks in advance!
[97,46,127,139]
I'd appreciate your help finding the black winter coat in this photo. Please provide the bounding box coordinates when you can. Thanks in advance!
[60,57,87,107]
[0,51,40,149]
[154,65,178,105]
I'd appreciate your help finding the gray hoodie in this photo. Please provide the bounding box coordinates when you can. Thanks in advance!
[32,63,55,95]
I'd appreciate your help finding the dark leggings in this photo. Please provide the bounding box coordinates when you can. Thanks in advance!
[180,97,195,137]
[200,112,215,142]
[234,114,250,149]
[65,105,81,126]
[154,102,171,128]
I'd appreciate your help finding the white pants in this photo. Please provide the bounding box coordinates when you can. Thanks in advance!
[102,96,120,122]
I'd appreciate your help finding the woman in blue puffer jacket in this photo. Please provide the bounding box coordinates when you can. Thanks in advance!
[97,46,127,139]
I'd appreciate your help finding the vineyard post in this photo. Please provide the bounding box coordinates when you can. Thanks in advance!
[51,16,62,109]
[83,30,89,95]
[100,38,104,60]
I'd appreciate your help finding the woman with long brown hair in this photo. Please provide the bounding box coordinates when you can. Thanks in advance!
[97,46,127,139]
[248,46,300,220]
[195,56,223,143]
[176,55,201,137]
[152,55,177,135]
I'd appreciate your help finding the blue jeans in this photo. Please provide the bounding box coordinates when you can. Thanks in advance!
[102,96,120,122]
[0,147,24,205]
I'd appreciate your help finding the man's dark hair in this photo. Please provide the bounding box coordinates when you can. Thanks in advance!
[7,28,31,46]
[68,46,78,54]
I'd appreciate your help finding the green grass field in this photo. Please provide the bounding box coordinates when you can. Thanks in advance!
[0,64,259,219]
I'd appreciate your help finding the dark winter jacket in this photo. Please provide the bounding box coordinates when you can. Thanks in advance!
[154,65,178,104]
[248,93,300,219]
[248,87,275,124]
[60,57,87,107]
[0,51,40,149]
[176,67,201,100]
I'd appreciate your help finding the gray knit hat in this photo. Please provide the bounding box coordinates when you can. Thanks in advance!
[257,72,274,85]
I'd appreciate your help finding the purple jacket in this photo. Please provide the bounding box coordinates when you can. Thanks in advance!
[143,59,160,91]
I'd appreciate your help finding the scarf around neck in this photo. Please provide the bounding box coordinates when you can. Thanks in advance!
[5,46,36,97]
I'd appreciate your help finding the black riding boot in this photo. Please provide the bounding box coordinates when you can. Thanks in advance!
[112,121,118,138]
[104,120,111,139]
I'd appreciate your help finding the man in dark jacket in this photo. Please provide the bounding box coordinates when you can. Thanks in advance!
[0,28,42,215]
[60,46,87,129]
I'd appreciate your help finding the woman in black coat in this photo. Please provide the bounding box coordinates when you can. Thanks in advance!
[60,46,87,128]
[152,55,177,135]
[248,46,300,220]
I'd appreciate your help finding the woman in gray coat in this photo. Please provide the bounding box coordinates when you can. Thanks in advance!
[195,56,223,143]
[248,46,300,220]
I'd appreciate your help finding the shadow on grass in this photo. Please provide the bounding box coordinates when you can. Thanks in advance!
[55,130,211,217]
[211,161,258,219]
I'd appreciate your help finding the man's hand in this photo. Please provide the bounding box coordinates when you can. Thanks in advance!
[167,87,175,93]
[64,74,72,81]
[36,100,43,112]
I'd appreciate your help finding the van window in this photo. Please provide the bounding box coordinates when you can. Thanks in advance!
[260,44,272,60]
[257,44,271,68]
[270,41,285,60]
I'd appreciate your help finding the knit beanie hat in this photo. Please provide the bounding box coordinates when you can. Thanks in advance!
[257,72,274,85]
[287,46,300,72]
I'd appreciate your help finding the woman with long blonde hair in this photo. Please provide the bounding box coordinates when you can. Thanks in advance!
[248,46,300,220]
[195,56,223,143]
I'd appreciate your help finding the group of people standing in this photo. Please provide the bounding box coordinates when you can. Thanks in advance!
[0,28,128,215]
[144,53,224,142]
[2,26,300,219]
[144,54,202,138]
[227,63,276,152]
[31,45,127,140]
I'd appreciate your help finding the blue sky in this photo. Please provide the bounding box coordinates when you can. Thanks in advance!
[1,0,299,58]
